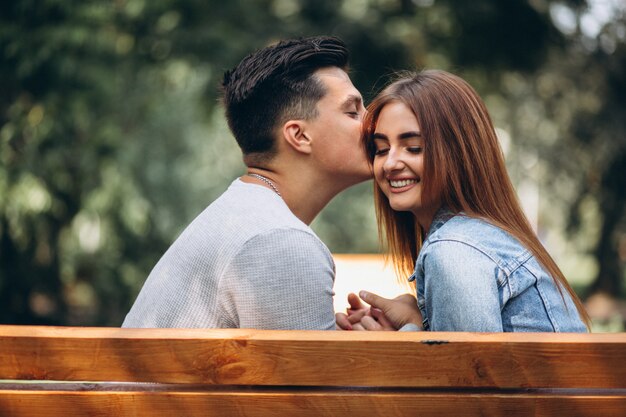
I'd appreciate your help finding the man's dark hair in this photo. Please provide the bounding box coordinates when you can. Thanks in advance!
[222,36,349,164]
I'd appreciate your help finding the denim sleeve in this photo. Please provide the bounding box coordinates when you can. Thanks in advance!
[399,323,421,332]
[423,241,503,332]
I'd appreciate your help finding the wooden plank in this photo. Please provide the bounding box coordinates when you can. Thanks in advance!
[0,390,625,417]
[1,326,625,388]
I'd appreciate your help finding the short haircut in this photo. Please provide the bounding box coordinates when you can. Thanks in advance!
[222,36,349,164]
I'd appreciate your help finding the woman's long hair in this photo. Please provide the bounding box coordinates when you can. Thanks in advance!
[362,70,590,328]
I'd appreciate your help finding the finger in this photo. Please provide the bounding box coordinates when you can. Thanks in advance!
[370,307,383,319]
[359,291,391,311]
[360,316,383,331]
[351,322,366,331]
[371,308,397,330]
[347,307,366,316]
[335,312,352,330]
[347,308,369,324]
[347,292,365,310]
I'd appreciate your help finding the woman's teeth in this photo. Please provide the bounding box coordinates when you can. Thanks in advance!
[390,179,418,188]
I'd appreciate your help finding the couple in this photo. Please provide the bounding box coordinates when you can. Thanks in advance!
[123,36,589,333]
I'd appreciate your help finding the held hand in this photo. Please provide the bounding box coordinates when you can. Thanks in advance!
[335,292,369,330]
[358,291,422,330]
[360,307,397,331]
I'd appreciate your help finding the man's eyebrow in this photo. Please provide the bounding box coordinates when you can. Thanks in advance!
[341,94,362,108]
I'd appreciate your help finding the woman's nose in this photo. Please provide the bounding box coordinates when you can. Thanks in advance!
[383,149,403,173]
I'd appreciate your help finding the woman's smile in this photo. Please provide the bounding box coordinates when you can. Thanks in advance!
[388,177,420,192]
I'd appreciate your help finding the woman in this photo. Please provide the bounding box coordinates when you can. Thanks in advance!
[340,70,589,332]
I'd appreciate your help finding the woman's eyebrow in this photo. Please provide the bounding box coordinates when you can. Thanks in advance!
[372,131,421,140]
[372,133,388,140]
[398,131,421,139]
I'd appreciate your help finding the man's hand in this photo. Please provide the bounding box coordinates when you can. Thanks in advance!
[336,291,422,331]
[336,293,369,330]
[359,307,398,331]
[358,291,422,330]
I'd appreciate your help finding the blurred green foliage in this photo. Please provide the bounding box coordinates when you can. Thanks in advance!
[1,0,624,326]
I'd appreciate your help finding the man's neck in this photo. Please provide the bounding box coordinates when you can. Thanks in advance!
[243,167,345,225]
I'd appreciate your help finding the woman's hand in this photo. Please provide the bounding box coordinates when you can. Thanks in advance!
[358,292,423,330]
[336,292,423,331]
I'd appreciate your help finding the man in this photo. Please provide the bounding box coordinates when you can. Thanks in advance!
[123,36,370,330]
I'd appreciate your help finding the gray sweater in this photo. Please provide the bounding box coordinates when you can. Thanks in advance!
[122,179,336,330]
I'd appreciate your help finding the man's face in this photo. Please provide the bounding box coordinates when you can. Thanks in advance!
[305,67,372,186]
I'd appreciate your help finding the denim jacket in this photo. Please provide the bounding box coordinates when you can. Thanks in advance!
[405,209,587,332]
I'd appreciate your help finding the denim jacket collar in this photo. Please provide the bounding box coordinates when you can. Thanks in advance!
[425,206,456,240]
[407,206,455,283]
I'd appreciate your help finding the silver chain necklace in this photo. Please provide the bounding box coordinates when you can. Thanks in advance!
[247,173,282,197]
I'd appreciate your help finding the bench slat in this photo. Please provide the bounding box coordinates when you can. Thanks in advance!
[1,390,625,417]
[1,326,625,389]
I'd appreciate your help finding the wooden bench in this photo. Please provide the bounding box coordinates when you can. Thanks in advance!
[0,326,625,416]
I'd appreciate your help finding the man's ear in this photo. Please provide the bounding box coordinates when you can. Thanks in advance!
[282,120,312,155]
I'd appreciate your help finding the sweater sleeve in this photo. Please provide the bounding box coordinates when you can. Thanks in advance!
[217,228,336,330]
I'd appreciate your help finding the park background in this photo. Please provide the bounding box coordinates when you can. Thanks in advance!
[1,0,625,331]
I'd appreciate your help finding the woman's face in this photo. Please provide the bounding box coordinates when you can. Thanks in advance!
[372,101,438,225]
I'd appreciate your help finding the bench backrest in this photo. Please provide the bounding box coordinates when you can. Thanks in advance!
[1,326,625,416]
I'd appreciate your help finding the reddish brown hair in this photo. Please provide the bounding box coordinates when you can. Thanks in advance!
[362,70,590,328]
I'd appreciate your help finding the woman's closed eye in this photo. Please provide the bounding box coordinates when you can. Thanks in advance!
[375,146,421,156]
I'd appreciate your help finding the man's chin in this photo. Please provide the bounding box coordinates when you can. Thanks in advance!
[356,164,375,182]
[349,170,375,186]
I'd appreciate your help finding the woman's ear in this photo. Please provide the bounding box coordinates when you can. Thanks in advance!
[282,120,312,155]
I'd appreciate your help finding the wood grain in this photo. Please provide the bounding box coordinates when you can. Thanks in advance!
[0,390,625,417]
[1,326,625,389]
